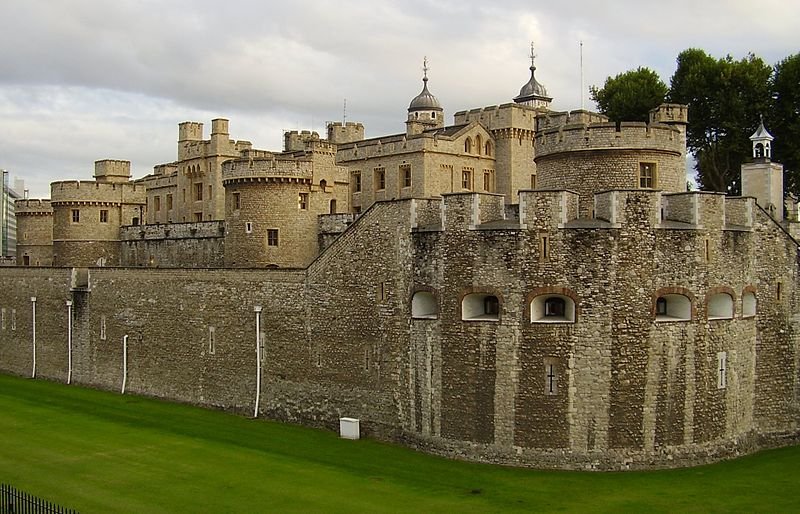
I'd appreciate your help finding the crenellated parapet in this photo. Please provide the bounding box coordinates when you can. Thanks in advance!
[535,122,683,158]
[15,199,53,216]
[221,157,313,185]
[50,180,145,206]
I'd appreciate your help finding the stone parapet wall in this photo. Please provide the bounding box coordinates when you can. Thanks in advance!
[221,158,313,183]
[51,180,144,205]
[535,122,683,158]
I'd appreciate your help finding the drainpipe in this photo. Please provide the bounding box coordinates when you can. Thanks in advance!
[254,305,262,418]
[30,296,36,378]
[66,300,73,385]
[121,335,128,394]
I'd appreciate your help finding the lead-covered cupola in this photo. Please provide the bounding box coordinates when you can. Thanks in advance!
[514,42,552,109]
[407,57,444,135]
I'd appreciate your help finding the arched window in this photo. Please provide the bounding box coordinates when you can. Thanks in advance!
[484,141,493,156]
[464,138,472,154]
[707,292,734,320]
[655,294,691,322]
[475,135,483,155]
[411,291,438,319]
[320,179,327,191]
[755,142,764,158]
[462,293,500,321]
[531,294,575,323]
[742,291,756,317]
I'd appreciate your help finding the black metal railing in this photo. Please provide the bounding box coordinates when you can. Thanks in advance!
[1,484,78,514]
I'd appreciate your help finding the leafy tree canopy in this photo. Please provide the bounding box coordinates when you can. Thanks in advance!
[771,53,800,195]
[668,49,772,194]
[589,67,668,122]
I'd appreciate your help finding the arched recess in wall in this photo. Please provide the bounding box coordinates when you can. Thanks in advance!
[527,287,579,323]
[706,287,736,320]
[411,288,438,319]
[464,137,473,154]
[742,286,757,318]
[475,135,483,155]
[461,289,501,321]
[654,287,694,322]
[484,141,493,157]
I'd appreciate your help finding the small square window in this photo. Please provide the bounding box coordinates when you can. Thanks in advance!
[639,162,657,188]
[71,209,80,223]
[245,222,253,234]
[99,210,109,223]
[299,193,309,210]
[267,229,279,246]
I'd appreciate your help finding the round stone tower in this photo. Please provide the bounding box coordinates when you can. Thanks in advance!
[50,160,146,266]
[223,156,319,268]
[534,108,688,218]
[15,198,53,266]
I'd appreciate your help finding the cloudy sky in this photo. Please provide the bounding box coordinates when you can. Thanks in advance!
[1,0,797,198]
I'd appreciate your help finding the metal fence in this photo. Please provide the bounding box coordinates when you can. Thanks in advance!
[1,484,78,514]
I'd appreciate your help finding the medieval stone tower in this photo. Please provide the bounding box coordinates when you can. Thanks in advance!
[14,199,53,266]
[50,160,145,267]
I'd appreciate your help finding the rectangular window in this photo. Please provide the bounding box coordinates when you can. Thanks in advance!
[208,185,213,199]
[100,315,107,340]
[71,209,80,223]
[166,194,173,211]
[777,281,783,300]
[461,168,473,190]
[483,170,493,192]
[99,209,109,223]
[639,162,657,188]
[531,174,537,189]
[377,281,389,302]
[298,193,309,210]
[717,351,727,389]
[233,192,241,210]
[374,167,386,190]
[352,171,362,193]
[23,255,30,266]
[194,183,203,201]
[154,196,161,212]
[11,309,16,331]
[182,189,186,203]
[539,234,549,261]
[1,308,5,330]
[193,212,203,222]
[400,164,412,188]
[245,222,253,234]
[704,238,711,262]
[208,326,216,355]
[266,229,279,247]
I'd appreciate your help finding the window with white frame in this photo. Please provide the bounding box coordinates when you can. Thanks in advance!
[742,291,756,317]
[717,351,727,389]
[531,294,576,323]
[411,291,437,319]
[462,293,500,321]
[708,293,734,320]
[655,294,691,322]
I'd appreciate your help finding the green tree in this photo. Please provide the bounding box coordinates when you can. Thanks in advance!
[668,49,772,194]
[771,53,800,196]
[589,67,668,122]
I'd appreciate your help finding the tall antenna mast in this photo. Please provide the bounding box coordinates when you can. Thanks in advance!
[343,98,347,124]
[580,41,585,110]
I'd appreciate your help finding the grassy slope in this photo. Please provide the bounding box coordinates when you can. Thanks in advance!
[1,373,798,513]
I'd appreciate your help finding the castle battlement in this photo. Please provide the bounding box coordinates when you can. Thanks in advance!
[221,157,313,184]
[14,198,53,215]
[536,109,610,131]
[94,159,131,183]
[50,180,144,204]
[453,102,538,130]
[535,121,683,158]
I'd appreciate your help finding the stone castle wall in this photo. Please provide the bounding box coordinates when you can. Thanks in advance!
[2,192,796,471]
[15,199,53,266]
[120,221,225,267]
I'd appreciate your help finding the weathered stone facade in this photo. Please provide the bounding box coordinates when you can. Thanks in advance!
[14,199,53,266]
[3,59,800,471]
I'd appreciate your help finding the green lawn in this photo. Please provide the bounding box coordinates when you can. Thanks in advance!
[1,373,798,513]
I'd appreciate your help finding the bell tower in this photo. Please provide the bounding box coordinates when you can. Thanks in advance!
[741,117,783,220]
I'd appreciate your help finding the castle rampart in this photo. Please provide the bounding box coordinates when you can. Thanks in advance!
[14,199,54,266]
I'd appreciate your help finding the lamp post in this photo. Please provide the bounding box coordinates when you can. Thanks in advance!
[254,305,262,418]
[30,296,37,378]
[66,300,73,385]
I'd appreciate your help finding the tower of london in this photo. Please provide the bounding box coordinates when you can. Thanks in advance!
[2,53,799,471]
